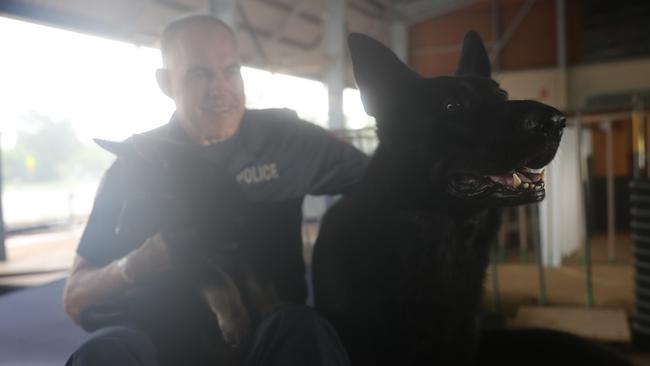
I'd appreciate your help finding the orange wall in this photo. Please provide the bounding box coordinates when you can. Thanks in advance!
[590,121,632,177]
[409,0,583,76]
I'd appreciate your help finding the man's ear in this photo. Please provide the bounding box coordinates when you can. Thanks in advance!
[156,68,173,98]
[455,31,491,78]
[348,33,419,118]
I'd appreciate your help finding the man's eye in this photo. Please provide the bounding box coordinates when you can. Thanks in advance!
[188,70,208,79]
[225,65,241,76]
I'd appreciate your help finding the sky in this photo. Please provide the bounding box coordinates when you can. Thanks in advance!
[0,15,374,148]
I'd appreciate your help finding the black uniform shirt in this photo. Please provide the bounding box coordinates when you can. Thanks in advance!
[77,108,369,304]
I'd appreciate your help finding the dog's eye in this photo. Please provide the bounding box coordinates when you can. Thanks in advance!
[445,102,463,112]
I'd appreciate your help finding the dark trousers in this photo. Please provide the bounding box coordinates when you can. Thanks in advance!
[66,304,350,366]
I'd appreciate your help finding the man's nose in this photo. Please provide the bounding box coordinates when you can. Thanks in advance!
[207,74,228,96]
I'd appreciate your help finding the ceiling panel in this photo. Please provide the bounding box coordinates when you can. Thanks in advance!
[0,0,478,83]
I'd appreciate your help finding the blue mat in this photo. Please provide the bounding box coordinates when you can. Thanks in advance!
[0,279,88,366]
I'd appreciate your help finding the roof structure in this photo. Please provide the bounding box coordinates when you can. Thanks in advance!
[0,0,476,81]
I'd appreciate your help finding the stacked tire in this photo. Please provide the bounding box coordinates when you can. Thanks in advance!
[631,179,650,348]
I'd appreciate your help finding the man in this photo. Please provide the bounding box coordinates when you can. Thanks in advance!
[64,14,368,366]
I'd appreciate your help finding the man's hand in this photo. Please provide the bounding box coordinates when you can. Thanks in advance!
[119,232,173,284]
[63,232,173,325]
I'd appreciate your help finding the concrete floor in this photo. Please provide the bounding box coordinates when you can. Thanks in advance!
[1,227,649,363]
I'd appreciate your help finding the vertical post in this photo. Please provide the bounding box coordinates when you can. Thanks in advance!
[555,0,567,68]
[209,0,239,29]
[491,0,500,72]
[576,114,594,308]
[490,243,501,312]
[518,206,529,263]
[323,0,346,130]
[632,101,646,179]
[0,134,5,262]
[390,21,408,63]
[604,120,616,263]
[535,224,547,305]
[555,0,568,109]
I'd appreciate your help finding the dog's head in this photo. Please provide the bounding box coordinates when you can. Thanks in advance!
[95,136,216,201]
[95,136,244,259]
[349,31,564,207]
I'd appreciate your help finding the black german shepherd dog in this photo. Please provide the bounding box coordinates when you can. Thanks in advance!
[312,32,631,365]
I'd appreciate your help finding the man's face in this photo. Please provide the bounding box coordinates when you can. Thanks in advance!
[163,25,245,143]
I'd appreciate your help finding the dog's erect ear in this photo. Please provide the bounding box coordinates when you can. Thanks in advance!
[455,31,491,78]
[94,136,182,166]
[348,33,419,117]
[94,139,135,157]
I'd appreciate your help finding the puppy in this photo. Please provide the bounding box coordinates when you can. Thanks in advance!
[86,136,282,364]
[313,32,629,365]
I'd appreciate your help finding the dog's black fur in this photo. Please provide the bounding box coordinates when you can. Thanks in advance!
[86,137,283,364]
[312,32,631,365]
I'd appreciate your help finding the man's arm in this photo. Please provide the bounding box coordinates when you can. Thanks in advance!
[63,232,172,324]
[63,256,128,325]
[289,118,369,196]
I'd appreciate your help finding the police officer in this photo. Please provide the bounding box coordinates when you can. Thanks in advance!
[64,14,368,366]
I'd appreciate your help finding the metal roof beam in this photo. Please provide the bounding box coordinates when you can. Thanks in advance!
[395,0,477,24]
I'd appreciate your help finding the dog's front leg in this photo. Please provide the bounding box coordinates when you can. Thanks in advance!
[201,267,252,350]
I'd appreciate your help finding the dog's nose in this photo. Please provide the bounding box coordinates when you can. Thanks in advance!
[551,114,566,129]
[544,114,566,136]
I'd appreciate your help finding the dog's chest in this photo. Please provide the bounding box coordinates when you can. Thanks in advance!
[389,210,492,302]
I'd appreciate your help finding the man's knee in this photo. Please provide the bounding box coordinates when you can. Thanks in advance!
[66,326,158,366]
[247,305,350,366]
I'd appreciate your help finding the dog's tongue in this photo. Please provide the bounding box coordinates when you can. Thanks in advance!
[488,175,513,186]
[488,167,545,188]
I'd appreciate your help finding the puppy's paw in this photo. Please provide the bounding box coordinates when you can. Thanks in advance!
[203,281,252,350]
[217,308,252,349]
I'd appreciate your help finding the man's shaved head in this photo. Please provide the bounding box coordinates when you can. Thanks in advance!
[155,13,244,144]
[160,14,235,67]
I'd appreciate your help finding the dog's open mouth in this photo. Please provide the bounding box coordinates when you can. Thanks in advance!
[447,166,547,204]
[487,166,545,191]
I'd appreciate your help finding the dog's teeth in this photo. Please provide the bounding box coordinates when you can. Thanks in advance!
[512,173,522,188]
[535,185,543,190]
[522,183,529,189]
[540,169,546,180]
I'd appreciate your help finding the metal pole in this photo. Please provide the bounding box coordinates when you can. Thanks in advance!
[497,210,508,261]
[390,21,408,63]
[577,114,594,308]
[604,120,616,263]
[518,206,529,263]
[535,205,547,305]
[0,134,5,262]
[555,0,567,68]
[209,0,238,28]
[491,0,500,72]
[323,0,346,130]
[632,98,646,179]
[555,0,568,109]
[490,242,501,312]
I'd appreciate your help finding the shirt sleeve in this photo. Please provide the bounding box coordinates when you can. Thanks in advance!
[76,159,155,266]
[284,116,370,196]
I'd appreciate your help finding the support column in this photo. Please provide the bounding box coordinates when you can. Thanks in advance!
[555,0,568,109]
[209,0,239,29]
[323,0,346,130]
[0,136,4,262]
[390,21,408,63]
[604,120,616,263]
